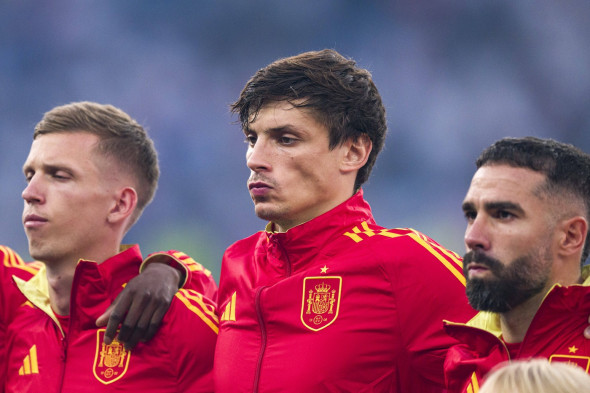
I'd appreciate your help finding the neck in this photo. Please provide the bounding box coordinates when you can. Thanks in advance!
[44,243,122,316]
[273,189,358,233]
[45,263,76,316]
[500,257,583,343]
[500,289,547,343]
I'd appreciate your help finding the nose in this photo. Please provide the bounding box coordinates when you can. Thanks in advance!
[22,175,44,205]
[464,216,491,252]
[246,139,271,173]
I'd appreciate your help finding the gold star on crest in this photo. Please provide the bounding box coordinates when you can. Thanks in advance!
[568,345,579,354]
[320,265,329,274]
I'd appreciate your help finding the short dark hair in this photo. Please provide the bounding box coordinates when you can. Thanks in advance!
[231,49,387,191]
[34,101,159,225]
[477,136,590,263]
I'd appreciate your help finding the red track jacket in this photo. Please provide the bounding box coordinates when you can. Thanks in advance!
[4,245,218,393]
[214,190,476,392]
[444,271,590,393]
[1,246,42,393]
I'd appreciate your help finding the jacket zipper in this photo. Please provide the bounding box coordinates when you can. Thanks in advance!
[269,235,292,277]
[252,286,267,393]
[252,236,290,391]
[58,333,68,392]
[274,239,292,278]
[59,270,80,392]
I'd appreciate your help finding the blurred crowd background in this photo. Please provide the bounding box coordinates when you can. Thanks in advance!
[2,1,589,279]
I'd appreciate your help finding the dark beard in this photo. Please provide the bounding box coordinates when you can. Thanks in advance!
[463,250,548,313]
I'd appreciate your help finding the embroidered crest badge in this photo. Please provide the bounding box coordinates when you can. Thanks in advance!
[301,276,342,331]
[93,329,131,384]
[549,354,590,372]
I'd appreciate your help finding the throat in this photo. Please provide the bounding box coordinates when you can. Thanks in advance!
[499,293,545,343]
[46,268,74,316]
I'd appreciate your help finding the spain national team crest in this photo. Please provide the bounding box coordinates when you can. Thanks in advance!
[549,354,590,372]
[301,276,342,331]
[93,329,131,384]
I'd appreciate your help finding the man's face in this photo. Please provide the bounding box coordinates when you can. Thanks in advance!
[461,164,556,312]
[22,132,114,264]
[245,101,351,232]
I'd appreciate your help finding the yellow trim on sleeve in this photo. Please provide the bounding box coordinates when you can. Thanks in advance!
[175,289,219,334]
[407,231,466,286]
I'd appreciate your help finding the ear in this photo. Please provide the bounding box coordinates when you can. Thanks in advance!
[107,187,138,225]
[340,134,372,174]
[557,216,588,259]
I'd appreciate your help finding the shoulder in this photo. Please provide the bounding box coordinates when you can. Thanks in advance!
[0,245,26,268]
[144,250,218,301]
[343,225,462,263]
[170,288,219,336]
[224,231,266,255]
[0,245,42,281]
[356,227,466,289]
[174,251,218,301]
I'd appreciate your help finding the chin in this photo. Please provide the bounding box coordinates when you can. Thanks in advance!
[254,204,274,218]
[29,244,53,264]
[255,205,287,224]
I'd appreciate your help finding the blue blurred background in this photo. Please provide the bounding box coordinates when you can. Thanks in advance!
[2,1,589,279]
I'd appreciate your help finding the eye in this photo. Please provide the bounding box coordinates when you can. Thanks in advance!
[52,170,71,181]
[244,134,257,146]
[463,210,476,222]
[495,210,515,220]
[278,135,296,145]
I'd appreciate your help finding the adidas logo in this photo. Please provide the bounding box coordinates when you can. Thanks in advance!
[221,292,236,322]
[18,345,39,375]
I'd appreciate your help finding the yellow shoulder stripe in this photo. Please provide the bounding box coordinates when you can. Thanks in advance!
[1,245,24,266]
[1,246,41,275]
[175,289,219,334]
[406,229,465,286]
[341,224,465,286]
[171,251,212,277]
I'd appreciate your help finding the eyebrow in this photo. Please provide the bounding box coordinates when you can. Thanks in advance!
[462,200,525,214]
[461,201,475,212]
[23,163,71,175]
[244,124,300,135]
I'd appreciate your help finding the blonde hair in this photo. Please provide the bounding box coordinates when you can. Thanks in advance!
[34,101,159,227]
[479,359,590,393]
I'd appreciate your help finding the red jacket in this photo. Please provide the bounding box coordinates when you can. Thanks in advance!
[214,190,476,392]
[443,272,590,393]
[4,245,218,393]
[1,246,42,393]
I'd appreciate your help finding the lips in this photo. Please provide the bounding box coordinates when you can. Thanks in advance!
[248,181,272,197]
[248,181,271,190]
[466,262,491,278]
[23,214,48,229]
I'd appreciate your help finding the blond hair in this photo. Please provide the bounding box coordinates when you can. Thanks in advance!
[34,101,159,227]
[479,359,590,393]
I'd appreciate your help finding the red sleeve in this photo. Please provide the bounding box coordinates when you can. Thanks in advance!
[443,341,485,393]
[168,287,218,392]
[140,250,218,302]
[0,246,41,392]
[0,246,40,324]
[386,234,476,387]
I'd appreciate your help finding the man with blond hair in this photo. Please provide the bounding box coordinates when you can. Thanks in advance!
[4,102,217,392]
